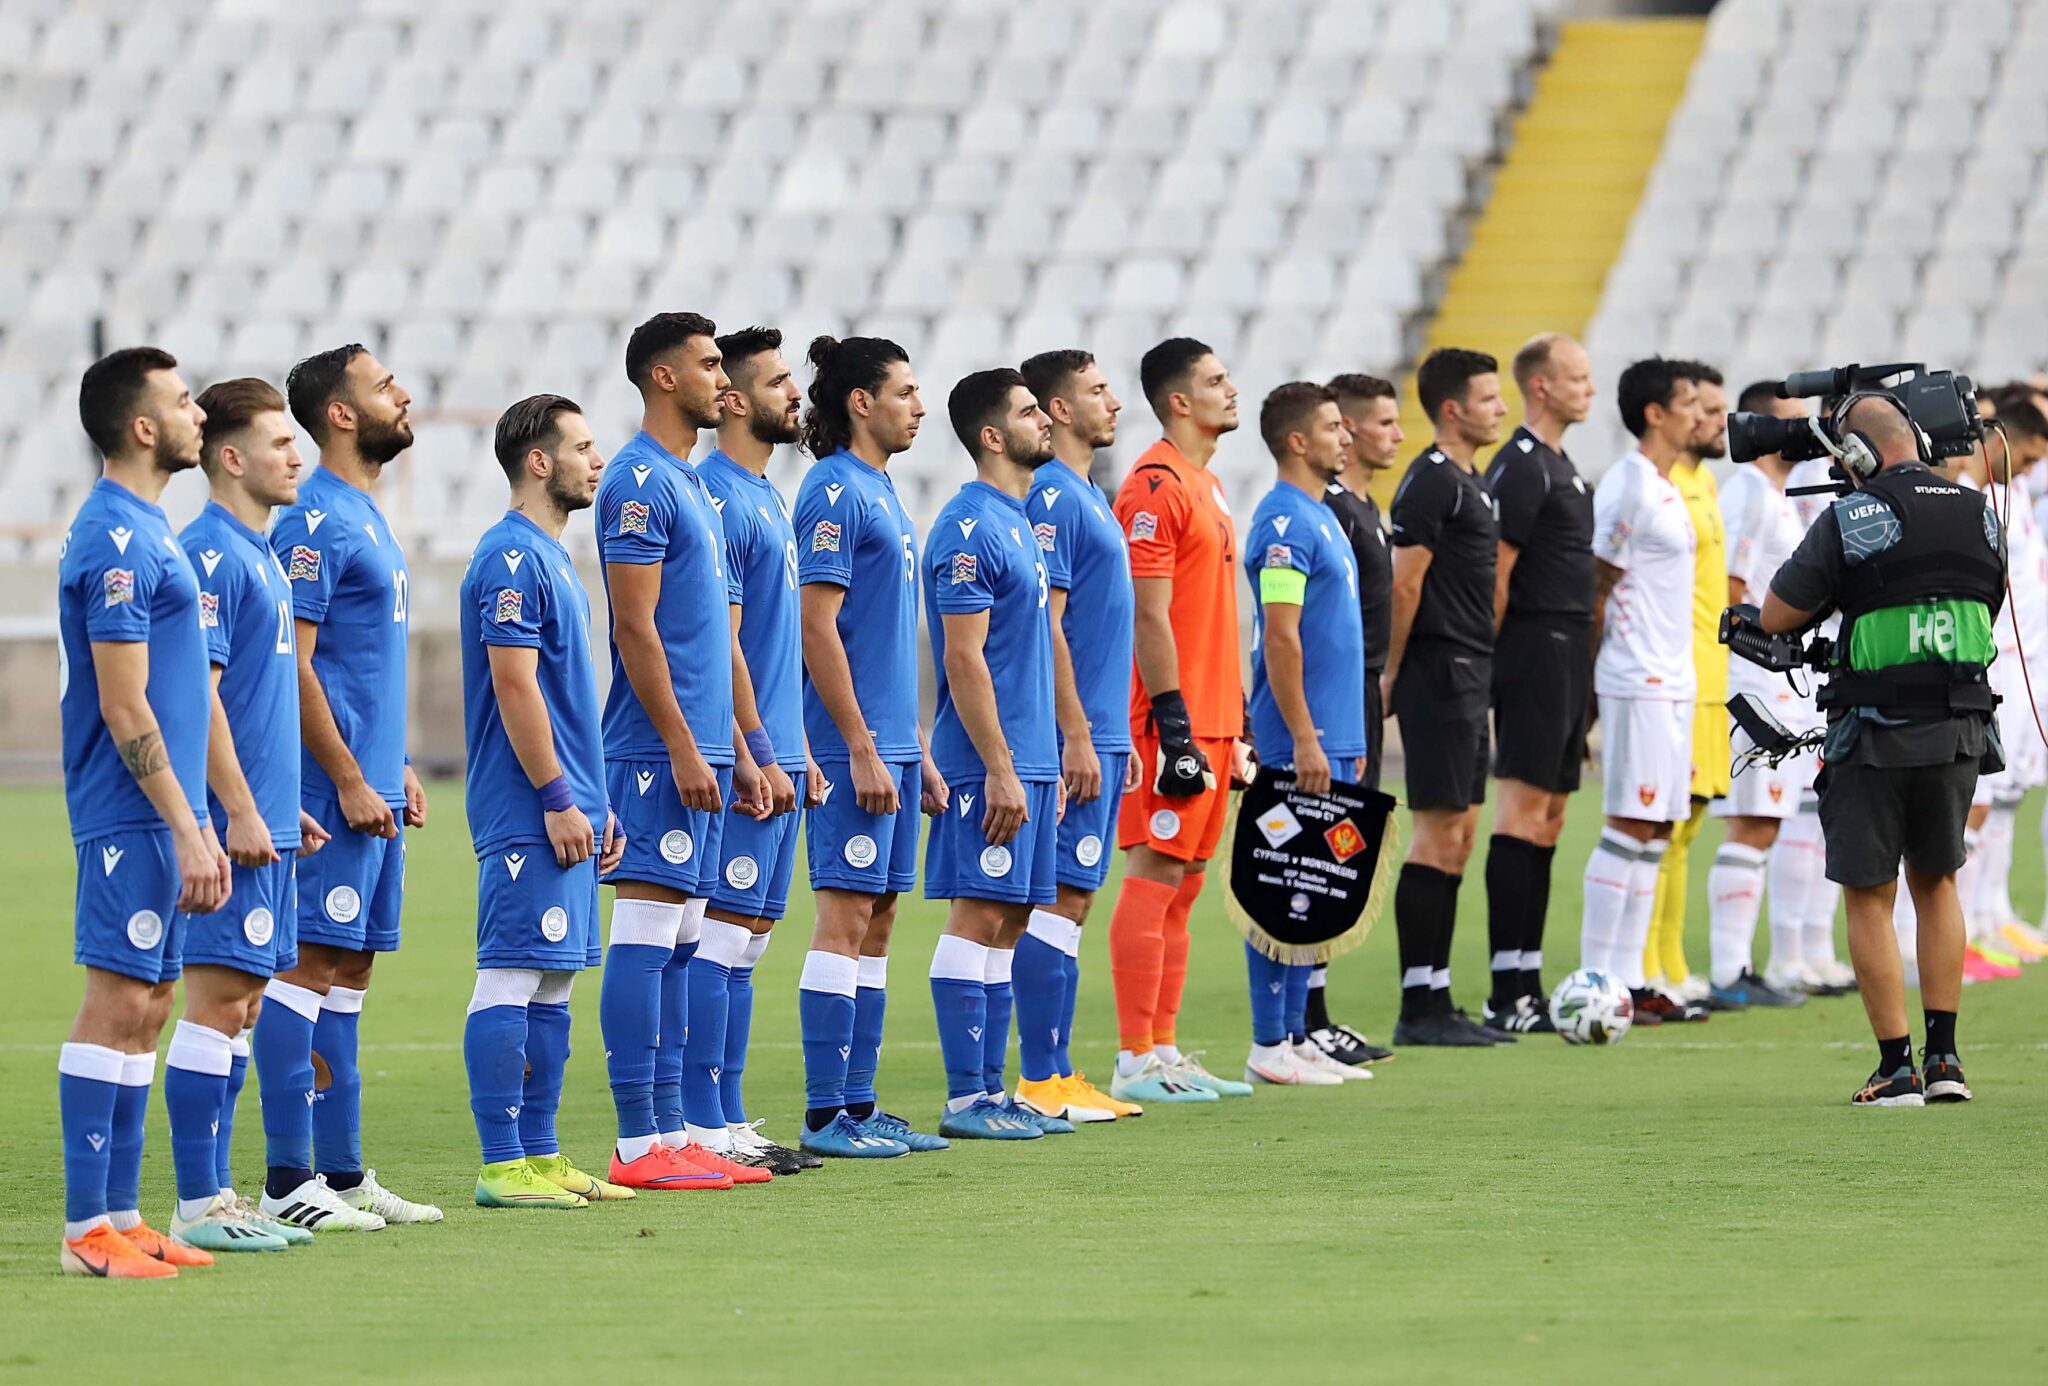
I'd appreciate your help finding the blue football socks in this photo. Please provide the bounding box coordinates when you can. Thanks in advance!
[519,998,571,1158]
[1246,942,1289,1048]
[58,1042,123,1232]
[311,986,365,1180]
[799,949,858,1130]
[164,1019,233,1209]
[930,935,990,1106]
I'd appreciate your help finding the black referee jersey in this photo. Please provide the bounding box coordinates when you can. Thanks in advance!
[1483,424,1595,622]
[1388,445,1498,655]
[1324,478,1392,672]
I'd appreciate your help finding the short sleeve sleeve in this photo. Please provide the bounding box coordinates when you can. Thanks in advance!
[270,511,342,622]
[1721,477,1766,590]
[795,478,858,588]
[1590,465,1638,569]
[1033,489,1073,589]
[718,497,752,600]
[194,552,238,666]
[78,532,159,643]
[598,471,675,567]
[476,553,546,649]
[1389,462,1452,550]
[1488,453,1544,549]
[928,522,997,615]
[1768,507,1843,615]
[1118,469,1194,579]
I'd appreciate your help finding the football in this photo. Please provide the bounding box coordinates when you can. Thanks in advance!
[1549,969,1635,1046]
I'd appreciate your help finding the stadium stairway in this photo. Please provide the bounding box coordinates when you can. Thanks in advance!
[1379,17,1706,497]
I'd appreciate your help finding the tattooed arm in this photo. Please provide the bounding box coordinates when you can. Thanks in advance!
[93,641,230,913]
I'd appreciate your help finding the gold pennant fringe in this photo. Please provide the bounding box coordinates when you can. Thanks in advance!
[1219,792,1402,967]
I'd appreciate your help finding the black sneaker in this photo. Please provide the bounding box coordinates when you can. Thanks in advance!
[1922,1052,1972,1103]
[1451,1007,1517,1043]
[1852,1065,1925,1107]
[1331,1023,1394,1063]
[732,1125,814,1174]
[1392,1011,1499,1047]
[1482,995,1556,1035]
[1734,968,1807,1008]
[1308,1025,1382,1066]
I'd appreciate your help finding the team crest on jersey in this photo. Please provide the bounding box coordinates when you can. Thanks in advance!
[1130,511,1158,542]
[951,553,978,585]
[495,588,523,623]
[1767,781,1784,803]
[288,546,322,581]
[1076,834,1103,867]
[198,591,220,628]
[620,500,651,535]
[1034,522,1057,551]
[1638,784,1657,808]
[540,907,569,943]
[1265,543,1294,570]
[844,834,878,869]
[979,844,1013,879]
[812,520,842,553]
[725,855,759,890]
[660,830,693,865]
[102,567,134,606]
[1150,808,1181,839]
[325,886,361,924]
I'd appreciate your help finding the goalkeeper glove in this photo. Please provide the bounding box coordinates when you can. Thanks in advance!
[1149,690,1216,797]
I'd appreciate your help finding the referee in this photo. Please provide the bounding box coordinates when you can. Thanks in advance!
[1480,333,1596,1034]
[1302,372,1403,1064]
[1385,348,1510,1046]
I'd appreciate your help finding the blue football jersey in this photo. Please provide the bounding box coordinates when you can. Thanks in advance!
[461,512,607,857]
[269,466,411,807]
[181,501,301,848]
[698,449,806,771]
[58,478,212,841]
[1246,480,1368,767]
[1029,458,1134,754]
[595,432,739,766]
[924,480,1058,783]
[791,449,922,763]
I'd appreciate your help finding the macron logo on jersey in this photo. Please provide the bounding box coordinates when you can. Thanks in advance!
[502,550,524,575]
[825,483,845,506]
[959,793,975,817]
[1039,487,1060,509]
[305,510,328,534]
[108,526,133,554]
[101,845,123,876]
[635,771,654,796]
[505,853,526,881]
[631,465,651,487]
[1273,515,1291,536]
[1518,437,1535,453]
[957,518,977,539]
[199,549,224,577]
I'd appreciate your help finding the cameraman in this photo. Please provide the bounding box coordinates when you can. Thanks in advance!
[1759,397,2004,1107]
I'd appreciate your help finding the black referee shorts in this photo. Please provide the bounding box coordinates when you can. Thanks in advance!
[1363,668,1384,792]
[1393,642,1491,812]
[1491,615,1593,794]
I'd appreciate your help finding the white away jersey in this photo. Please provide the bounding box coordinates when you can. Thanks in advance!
[1592,450,1696,700]
[1720,465,1805,698]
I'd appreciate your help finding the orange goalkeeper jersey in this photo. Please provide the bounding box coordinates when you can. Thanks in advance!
[1112,439,1244,740]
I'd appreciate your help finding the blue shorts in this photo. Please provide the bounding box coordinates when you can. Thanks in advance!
[806,759,921,895]
[477,842,601,971]
[75,828,183,983]
[604,760,735,897]
[297,795,405,953]
[1055,750,1128,892]
[178,854,297,978]
[709,770,806,920]
[924,778,1060,906]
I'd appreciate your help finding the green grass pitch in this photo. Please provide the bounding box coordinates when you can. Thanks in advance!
[2,781,2045,1383]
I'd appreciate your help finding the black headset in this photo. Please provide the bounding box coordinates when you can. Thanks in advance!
[1822,391,1927,482]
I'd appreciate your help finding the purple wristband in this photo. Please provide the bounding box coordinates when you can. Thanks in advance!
[538,775,575,812]
[743,728,775,767]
